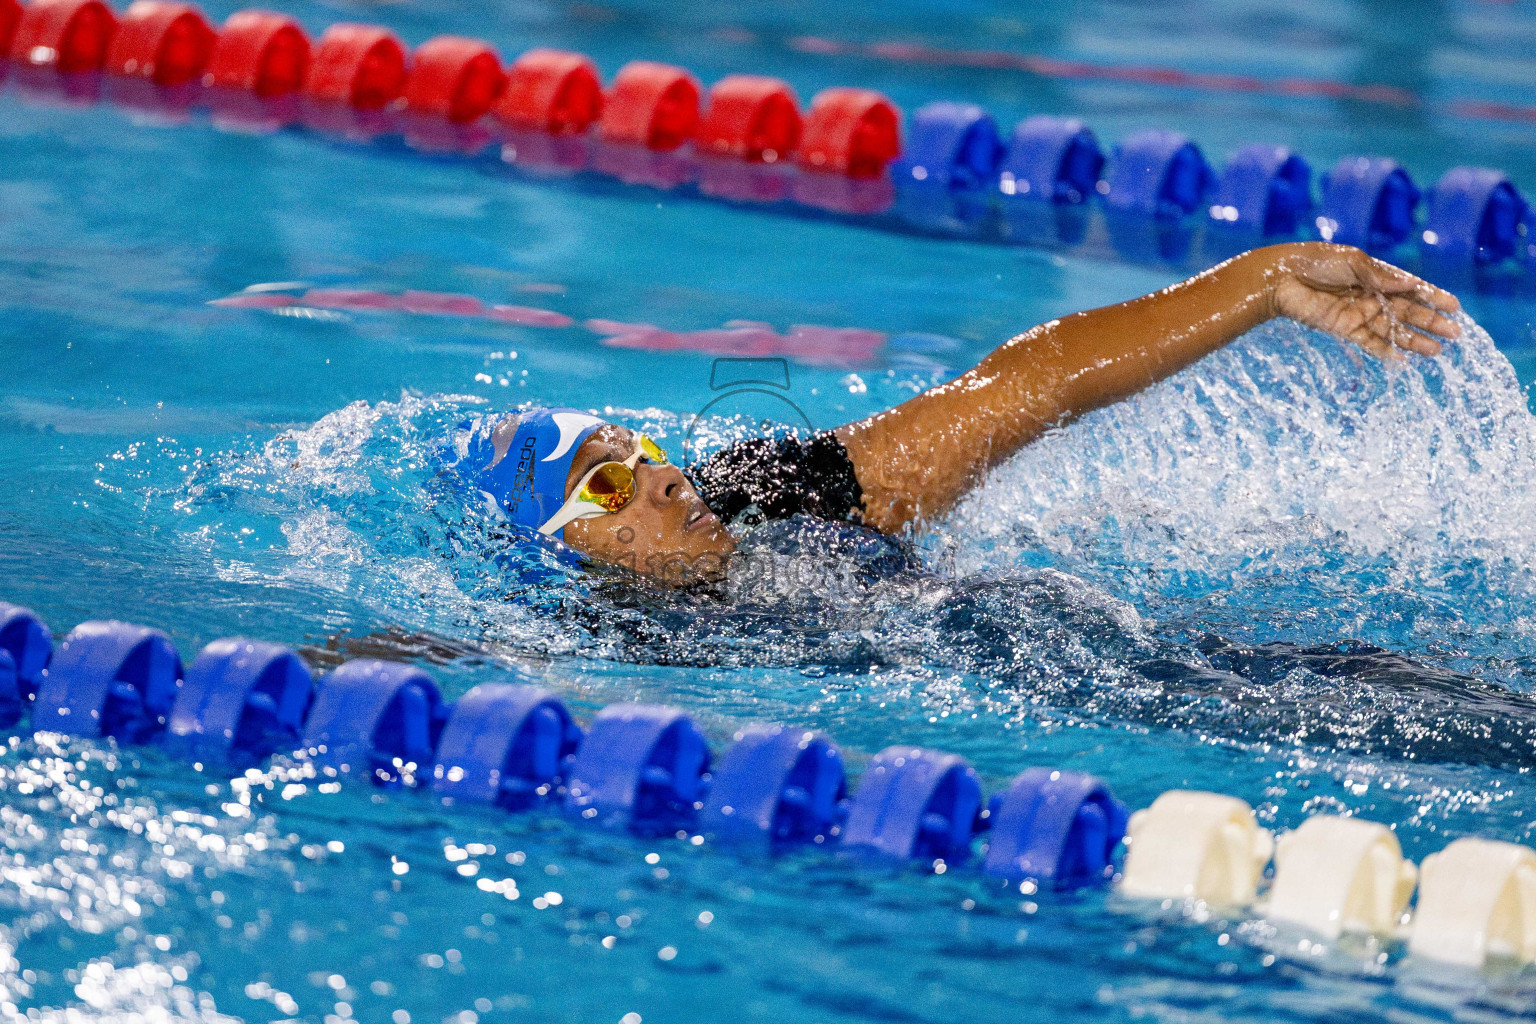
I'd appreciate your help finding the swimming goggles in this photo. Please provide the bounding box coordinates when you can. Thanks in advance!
[537,432,669,537]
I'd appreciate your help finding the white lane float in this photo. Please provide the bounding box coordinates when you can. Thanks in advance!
[1119,790,1273,907]
[1264,814,1417,938]
[1408,837,1536,968]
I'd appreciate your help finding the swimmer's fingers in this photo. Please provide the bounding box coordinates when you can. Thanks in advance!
[1356,297,1443,360]
[1386,320,1439,358]
[1388,297,1453,354]
[1414,279,1462,317]
[1359,254,1462,315]
[1353,254,1460,358]
[1354,301,1406,363]
[1274,244,1460,361]
[1354,333,1402,363]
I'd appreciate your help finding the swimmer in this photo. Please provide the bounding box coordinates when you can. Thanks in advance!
[456,242,1460,585]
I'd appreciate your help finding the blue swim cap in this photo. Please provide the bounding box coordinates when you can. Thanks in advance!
[458,407,607,539]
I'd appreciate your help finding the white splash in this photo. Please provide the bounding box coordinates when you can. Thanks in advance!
[941,315,1536,678]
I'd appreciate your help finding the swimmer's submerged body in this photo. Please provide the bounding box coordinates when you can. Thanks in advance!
[456,242,1461,584]
[408,240,1536,773]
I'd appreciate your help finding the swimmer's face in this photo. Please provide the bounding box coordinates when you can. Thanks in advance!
[560,425,737,584]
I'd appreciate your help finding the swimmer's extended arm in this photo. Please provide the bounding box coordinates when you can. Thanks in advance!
[836,242,1462,534]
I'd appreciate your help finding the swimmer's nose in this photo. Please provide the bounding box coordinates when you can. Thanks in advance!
[639,462,688,505]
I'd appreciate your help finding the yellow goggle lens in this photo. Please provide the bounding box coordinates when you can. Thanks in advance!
[639,435,668,465]
[578,462,636,513]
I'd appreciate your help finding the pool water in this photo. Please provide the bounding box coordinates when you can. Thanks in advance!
[5,0,1536,1021]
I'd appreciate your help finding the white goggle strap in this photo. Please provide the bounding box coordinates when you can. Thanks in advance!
[537,498,609,537]
[535,437,647,538]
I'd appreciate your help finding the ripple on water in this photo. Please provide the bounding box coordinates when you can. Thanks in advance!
[45,313,1536,1023]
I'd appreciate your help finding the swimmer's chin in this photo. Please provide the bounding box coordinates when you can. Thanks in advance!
[585,552,736,595]
[576,532,738,589]
[660,537,738,588]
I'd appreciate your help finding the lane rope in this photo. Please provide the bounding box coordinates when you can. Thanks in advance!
[2,0,1532,279]
[2,602,1534,967]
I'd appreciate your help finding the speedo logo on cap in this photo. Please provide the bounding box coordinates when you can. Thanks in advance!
[505,435,538,517]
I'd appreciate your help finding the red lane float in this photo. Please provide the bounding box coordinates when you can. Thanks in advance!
[203,9,308,97]
[697,74,801,163]
[598,60,699,151]
[798,87,900,178]
[698,159,792,204]
[792,173,895,214]
[494,48,602,134]
[9,0,118,73]
[592,141,694,189]
[498,128,590,177]
[404,35,504,123]
[1,0,22,56]
[305,23,406,109]
[104,0,214,86]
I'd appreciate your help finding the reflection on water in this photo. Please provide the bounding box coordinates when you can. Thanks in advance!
[22,312,1529,1023]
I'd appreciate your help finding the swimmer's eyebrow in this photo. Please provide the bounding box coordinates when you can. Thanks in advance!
[572,434,630,481]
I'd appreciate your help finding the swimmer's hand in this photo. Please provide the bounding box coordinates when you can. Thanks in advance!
[1267,242,1461,361]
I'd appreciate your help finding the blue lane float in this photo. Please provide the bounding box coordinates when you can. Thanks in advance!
[0,652,15,731]
[998,115,1103,204]
[1422,166,1528,264]
[1317,156,1420,249]
[893,101,1004,191]
[1106,216,1197,265]
[1209,144,1312,236]
[6,605,1536,967]
[701,725,846,846]
[982,768,1128,887]
[33,621,183,744]
[166,638,312,765]
[1001,200,1091,248]
[564,703,711,833]
[432,682,582,809]
[892,182,993,233]
[0,605,1124,881]
[300,658,446,785]
[1104,129,1213,220]
[842,746,981,862]
[0,603,52,726]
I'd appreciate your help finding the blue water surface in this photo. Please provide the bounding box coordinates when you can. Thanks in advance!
[4,0,1536,1021]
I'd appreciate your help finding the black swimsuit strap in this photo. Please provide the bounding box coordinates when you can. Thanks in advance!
[688,431,864,524]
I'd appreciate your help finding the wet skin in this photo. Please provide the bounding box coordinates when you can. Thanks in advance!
[553,243,1461,582]
[560,424,737,584]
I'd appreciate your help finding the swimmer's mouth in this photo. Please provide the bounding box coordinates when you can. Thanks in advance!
[685,506,717,532]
